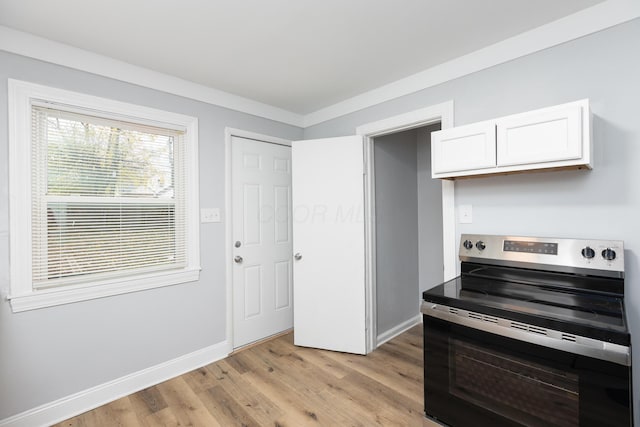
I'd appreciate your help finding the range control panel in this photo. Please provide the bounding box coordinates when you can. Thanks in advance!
[459,234,624,276]
[503,240,558,255]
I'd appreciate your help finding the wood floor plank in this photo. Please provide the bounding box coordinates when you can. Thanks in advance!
[54,415,90,427]
[181,366,221,394]
[75,397,141,427]
[128,386,168,419]
[55,325,429,426]
[225,351,252,374]
[139,407,180,427]
[321,349,423,405]
[249,341,334,394]
[379,334,423,363]
[242,369,324,426]
[238,350,330,425]
[320,376,414,427]
[246,341,385,426]
[154,377,222,427]
[206,359,284,424]
[243,347,373,425]
[341,370,423,422]
[290,345,352,379]
[197,385,263,427]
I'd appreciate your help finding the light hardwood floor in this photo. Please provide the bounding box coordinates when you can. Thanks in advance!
[54,325,439,426]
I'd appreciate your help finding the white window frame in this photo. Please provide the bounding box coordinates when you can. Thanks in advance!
[8,79,201,312]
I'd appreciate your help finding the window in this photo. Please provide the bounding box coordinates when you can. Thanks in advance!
[8,80,200,312]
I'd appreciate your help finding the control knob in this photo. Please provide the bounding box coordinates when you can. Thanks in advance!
[463,240,474,250]
[581,246,595,259]
[476,241,486,251]
[601,248,616,261]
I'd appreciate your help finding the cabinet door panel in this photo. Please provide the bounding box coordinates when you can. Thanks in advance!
[432,122,496,176]
[496,104,582,167]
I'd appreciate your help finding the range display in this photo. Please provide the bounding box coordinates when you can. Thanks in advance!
[503,240,558,255]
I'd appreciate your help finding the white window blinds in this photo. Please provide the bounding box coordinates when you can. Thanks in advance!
[31,106,187,289]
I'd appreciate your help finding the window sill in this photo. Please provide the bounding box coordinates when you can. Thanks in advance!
[7,268,201,312]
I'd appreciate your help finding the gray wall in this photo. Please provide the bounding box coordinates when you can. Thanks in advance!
[374,129,419,335]
[306,18,640,424]
[0,51,303,419]
[374,125,444,338]
[3,17,639,423]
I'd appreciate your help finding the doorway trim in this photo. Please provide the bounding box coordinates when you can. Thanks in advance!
[224,127,292,352]
[355,100,455,353]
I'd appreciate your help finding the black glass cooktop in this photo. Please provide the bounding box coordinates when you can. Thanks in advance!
[423,263,629,346]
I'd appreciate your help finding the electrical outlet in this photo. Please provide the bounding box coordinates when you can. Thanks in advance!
[459,204,473,224]
[201,208,221,223]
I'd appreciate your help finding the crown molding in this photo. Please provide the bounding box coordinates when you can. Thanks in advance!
[0,25,305,127]
[303,0,640,127]
[1,1,638,129]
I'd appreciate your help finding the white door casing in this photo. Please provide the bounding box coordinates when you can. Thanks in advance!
[356,101,456,351]
[292,136,367,355]
[231,135,293,348]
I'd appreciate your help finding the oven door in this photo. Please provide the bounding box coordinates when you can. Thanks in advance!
[423,316,632,427]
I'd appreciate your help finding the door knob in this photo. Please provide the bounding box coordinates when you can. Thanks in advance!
[294,253,302,260]
[234,255,243,263]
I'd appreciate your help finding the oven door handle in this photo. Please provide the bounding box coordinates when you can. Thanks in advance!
[421,301,631,366]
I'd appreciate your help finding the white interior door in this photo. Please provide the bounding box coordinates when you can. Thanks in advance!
[292,136,367,354]
[232,136,293,348]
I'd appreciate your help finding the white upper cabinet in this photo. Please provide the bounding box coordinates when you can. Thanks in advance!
[432,121,496,174]
[496,102,584,167]
[431,99,591,179]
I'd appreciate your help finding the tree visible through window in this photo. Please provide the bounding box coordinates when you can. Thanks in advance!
[32,107,186,288]
[9,80,199,311]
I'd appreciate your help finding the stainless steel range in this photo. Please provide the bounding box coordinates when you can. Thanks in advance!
[421,234,632,427]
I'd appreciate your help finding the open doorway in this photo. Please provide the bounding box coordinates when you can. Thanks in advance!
[226,103,455,355]
[372,124,443,344]
[357,101,455,352]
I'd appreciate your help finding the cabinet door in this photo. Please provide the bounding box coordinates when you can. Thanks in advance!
[431,121,496,177]
[496,104,583,167]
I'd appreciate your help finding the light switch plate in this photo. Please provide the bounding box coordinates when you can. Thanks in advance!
[201,208,221,223]
[459,204,473,224]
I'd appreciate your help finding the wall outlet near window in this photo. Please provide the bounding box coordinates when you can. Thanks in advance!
[201,208,221,223]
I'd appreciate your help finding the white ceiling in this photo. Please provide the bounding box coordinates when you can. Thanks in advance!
[0,0,607,115]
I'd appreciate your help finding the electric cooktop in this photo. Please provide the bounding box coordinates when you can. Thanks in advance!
[422,235,629,346]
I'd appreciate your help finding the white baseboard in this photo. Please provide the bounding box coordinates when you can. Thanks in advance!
[0,341,231,427]
[376,314,422,347]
